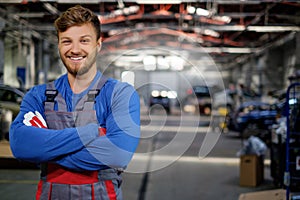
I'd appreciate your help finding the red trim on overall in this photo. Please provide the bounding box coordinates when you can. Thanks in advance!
[91,184,95,200]
[36,180,52,200]
[45,128,107,184]
[36,180,43,200]
[48,183,52,200]
[105,180,117,200]
[46,163,99,184]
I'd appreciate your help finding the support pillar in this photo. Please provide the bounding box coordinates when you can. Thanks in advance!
[0,21,5,83]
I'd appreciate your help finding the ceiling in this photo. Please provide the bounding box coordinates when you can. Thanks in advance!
[0,0,300,70]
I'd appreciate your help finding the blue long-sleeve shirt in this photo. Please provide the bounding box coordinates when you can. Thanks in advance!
[9,72,140,171]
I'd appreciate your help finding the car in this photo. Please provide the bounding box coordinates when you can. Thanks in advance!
[227,101,279,143]
[149,90,171,114]
[0,84,25,140]
[183,85,214,115]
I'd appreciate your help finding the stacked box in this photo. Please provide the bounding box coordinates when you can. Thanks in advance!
[239,154,264,187]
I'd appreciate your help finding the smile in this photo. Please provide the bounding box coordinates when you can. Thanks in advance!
[69,56,85,61]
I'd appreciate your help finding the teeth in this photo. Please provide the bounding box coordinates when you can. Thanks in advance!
[70,57,83,61]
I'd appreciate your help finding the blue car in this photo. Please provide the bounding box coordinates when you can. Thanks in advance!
[227,101,278,141]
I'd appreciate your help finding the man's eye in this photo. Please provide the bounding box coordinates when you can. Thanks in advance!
[81,39,90,43]
[61,40,71,44]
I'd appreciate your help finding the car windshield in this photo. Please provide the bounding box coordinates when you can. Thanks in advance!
[193,86,210,97]
[0,88,23,103]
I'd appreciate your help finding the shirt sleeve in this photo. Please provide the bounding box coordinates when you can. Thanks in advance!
[9,86,99,163]
[54,82,141,170]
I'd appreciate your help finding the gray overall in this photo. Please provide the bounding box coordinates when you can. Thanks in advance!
[36,77,122,200]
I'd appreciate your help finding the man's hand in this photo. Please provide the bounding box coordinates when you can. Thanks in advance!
[23,111,47,128]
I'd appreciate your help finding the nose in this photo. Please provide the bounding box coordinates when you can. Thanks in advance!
[70,42,81,54]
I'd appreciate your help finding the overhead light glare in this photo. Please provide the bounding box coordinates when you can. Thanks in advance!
[187,6,196,14]
[151,90,160,97]
[167,91,177,99]
[247,26,300,32]
[157,56,170,70]
[143,55,156,71]
[196,8,210,17]
[194,28,220,38]
[212,16,232,23]
[43,3,59,15]
[160,90,168,97]
[203,29,220,37]
[121,71,135,86]
[169,56,184,71]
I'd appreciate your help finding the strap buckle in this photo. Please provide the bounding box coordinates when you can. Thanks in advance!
[45,90,58,102]
[87,89,100,102]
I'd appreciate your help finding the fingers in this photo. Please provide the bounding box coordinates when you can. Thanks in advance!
[23,111,35,126]
[23,118,32,126]
[29,117,41,128]
[31,116,46,128]
[23,111,47,128]
[24,111,35,120]
[35,111,47,128]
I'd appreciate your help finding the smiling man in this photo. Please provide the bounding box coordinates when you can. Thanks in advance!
[9,5,140,200]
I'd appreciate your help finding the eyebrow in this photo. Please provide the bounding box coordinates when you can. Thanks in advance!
[80,35,93,38]
[60,35,93,40]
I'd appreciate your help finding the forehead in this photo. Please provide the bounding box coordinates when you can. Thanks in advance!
[58,23,96,39]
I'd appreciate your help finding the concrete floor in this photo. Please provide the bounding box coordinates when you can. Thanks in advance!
[0,112,290,200]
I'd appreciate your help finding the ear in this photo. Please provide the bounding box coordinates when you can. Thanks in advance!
[97,38,102,52]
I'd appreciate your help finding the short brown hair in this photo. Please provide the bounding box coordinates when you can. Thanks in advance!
[54,5,101,40]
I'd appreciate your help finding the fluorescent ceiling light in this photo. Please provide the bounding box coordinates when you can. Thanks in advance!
[212,16,232,23]
[203,47,253,54]
[187,6,196,14]
[43,3,59,15]
[157,56,170,70]
[137,0,182,4]
[143,55,156,71]
[196,8,210,17]
[169,56,184,71]
[247,26,300,32]
[11,13,45,18]
[167,91,177,99]
[194,27,220,37]
[203,29,220,37]
[0,0,22,2]
[121,71,135,86]
[57,0,99,3]
[193,25,300,32]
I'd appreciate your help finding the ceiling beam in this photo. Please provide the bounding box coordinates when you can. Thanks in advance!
[0,0,280,3]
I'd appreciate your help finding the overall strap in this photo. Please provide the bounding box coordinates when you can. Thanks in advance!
[44,82,67,111]
[76,75,108,111]
[44,75,108,112]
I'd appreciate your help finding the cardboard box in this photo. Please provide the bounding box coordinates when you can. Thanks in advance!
[239,154,264,187]
[238,189,286,200]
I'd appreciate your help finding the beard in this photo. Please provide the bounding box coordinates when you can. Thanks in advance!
[61,48,98,77]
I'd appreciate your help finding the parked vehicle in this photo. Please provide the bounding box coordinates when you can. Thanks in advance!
[183,85,213,115]
[149,90,171,114]
[227,101,279,143]
[0,84,25,140]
